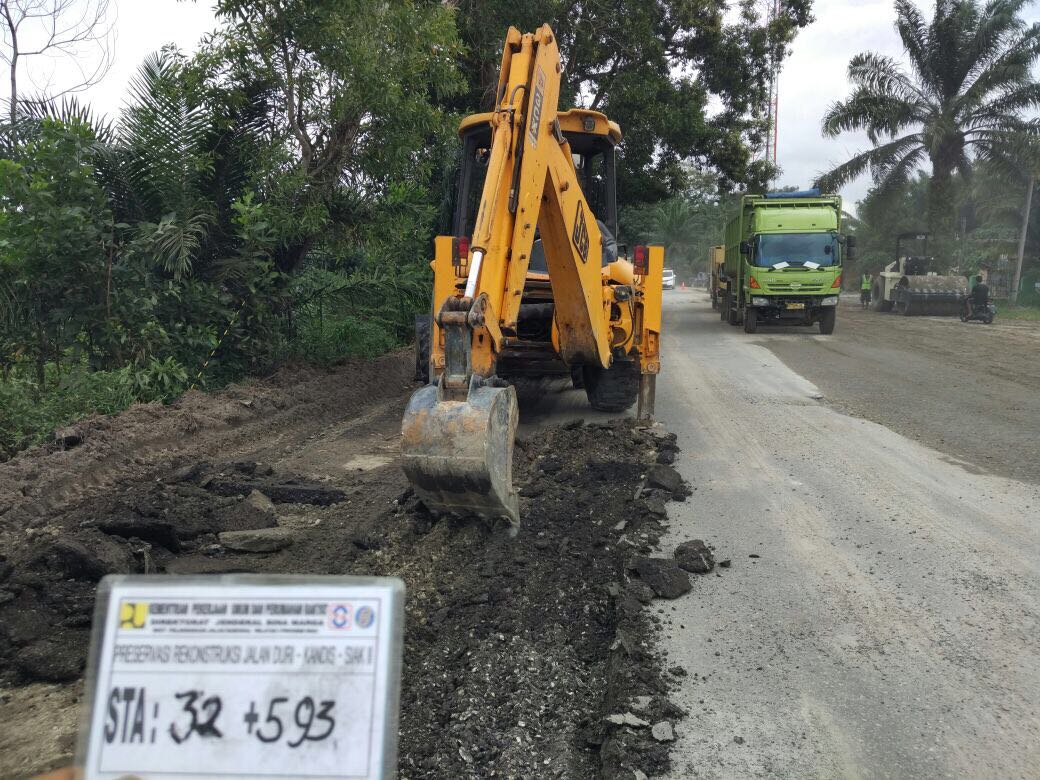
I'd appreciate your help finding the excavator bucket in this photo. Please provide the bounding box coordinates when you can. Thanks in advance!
[400,381,520,526]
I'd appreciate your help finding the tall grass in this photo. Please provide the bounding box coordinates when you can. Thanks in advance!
[996,303,1040,321]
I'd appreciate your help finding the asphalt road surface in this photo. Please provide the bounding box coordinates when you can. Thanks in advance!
[656,290,1039,778]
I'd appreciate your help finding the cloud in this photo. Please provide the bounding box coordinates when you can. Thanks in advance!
[79,0,217,120]
[776,1,1040,213]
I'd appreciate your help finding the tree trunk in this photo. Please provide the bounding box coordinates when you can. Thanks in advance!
[8,51,16,124]
[1012,175,1034,308]
[927,160,957,265]
[4,3,17,125]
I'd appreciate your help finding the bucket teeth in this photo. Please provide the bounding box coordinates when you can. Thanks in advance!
[401,382,520,526]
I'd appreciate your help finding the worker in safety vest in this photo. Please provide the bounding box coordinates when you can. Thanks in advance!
[860,272,872,309]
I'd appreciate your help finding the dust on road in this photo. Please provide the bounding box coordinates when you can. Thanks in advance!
[656,290,1040,779]
[759,298,1040,483]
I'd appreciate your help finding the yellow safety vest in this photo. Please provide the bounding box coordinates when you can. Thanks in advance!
[861,275,871,290]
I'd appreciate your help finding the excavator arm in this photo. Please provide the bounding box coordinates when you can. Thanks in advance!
[465,25,611,369]
[401,25,663,528]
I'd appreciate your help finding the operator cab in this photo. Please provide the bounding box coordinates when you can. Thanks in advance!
[452,110,622,273]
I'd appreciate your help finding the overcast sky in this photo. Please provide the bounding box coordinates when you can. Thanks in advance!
[775,0,1040,208]
[45,0,1040,212]
[78,0,216,114]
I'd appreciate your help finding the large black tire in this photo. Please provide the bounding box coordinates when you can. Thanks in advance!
[711,291,719,310]
[727,293,740,326]
[570,365,585,389]
[871,281,892,311]
[819,307,836,334]
[720,293,729,321]
[743,307,758,333]
[414,314,432,383]
[583,359,640,412]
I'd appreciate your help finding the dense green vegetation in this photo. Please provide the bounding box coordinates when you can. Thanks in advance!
[0,0,812,457]
[819,0,1040,301]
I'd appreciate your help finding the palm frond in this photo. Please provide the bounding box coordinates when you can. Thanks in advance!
[894,0,936,94]
[121,52,215,224]
[957,21,1040,114]
[816,133,924,190]
[965,82,1040,127]
[16,96,116,145]
[822,89,923,142]
[135,211,216,279]
[847,52,926,106]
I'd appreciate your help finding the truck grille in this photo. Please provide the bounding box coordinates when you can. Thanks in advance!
[766,281,826,293]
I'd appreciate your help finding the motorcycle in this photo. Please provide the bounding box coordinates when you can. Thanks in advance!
[960,298,996,324]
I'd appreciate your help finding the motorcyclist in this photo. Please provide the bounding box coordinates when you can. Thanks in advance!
[968,274,990,316]
[860,272,872,308]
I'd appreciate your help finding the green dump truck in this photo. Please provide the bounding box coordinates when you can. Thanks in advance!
[720,190,851,334]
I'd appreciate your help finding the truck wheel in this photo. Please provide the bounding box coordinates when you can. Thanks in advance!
[414,314,432,383]
[743,308,758,333]
[819,307,836,334]
[720,294,728,321]
[711,292,719,311]
[727,293,740,326]
[583,359,639,412]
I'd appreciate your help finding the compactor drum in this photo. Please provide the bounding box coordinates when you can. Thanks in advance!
[400,25,664,526]
[871,233,968,316]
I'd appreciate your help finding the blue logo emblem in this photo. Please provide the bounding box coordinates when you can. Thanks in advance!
[355,606,375,629]
[329,604,351,629]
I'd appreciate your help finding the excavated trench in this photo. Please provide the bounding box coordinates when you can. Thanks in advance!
[0,355,705,778]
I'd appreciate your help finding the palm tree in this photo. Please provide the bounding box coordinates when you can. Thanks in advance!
[648,199,702,269]
[818,0,1040,238]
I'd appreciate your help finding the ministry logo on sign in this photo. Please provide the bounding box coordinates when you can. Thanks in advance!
[355,605,376,629]
[327,603,352,630]
[119,601,148,629]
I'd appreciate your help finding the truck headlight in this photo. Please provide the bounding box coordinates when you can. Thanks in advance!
[751,297,769,306]
[821,296,839,306]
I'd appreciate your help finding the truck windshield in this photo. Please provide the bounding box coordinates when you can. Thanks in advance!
[754,233,838,268]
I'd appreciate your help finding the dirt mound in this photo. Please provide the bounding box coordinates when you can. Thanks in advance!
[0,460,347,683]
[0,351,413,536]
[1,411,697,778]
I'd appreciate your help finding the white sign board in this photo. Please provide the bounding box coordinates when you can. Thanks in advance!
[79,575,404,780]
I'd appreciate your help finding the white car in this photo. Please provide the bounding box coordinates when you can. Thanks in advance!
[662,268,676,289]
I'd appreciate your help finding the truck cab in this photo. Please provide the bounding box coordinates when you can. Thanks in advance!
[721,190,847,334]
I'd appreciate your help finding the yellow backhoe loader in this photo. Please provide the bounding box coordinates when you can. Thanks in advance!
[401,25,664,527]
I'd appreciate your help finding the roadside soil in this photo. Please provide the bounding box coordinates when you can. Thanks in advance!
[0,351,696,779]
[757,298,1040,483]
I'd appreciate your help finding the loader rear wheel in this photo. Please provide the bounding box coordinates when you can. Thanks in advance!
[819,307,836,334]
[414,314,432,384]
[583,359,639,412]
[570,365,585,389]
[871,281,891,311]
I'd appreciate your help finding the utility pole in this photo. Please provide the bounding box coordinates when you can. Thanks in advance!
[761,0,781,179]
[1012,174,1034,307]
